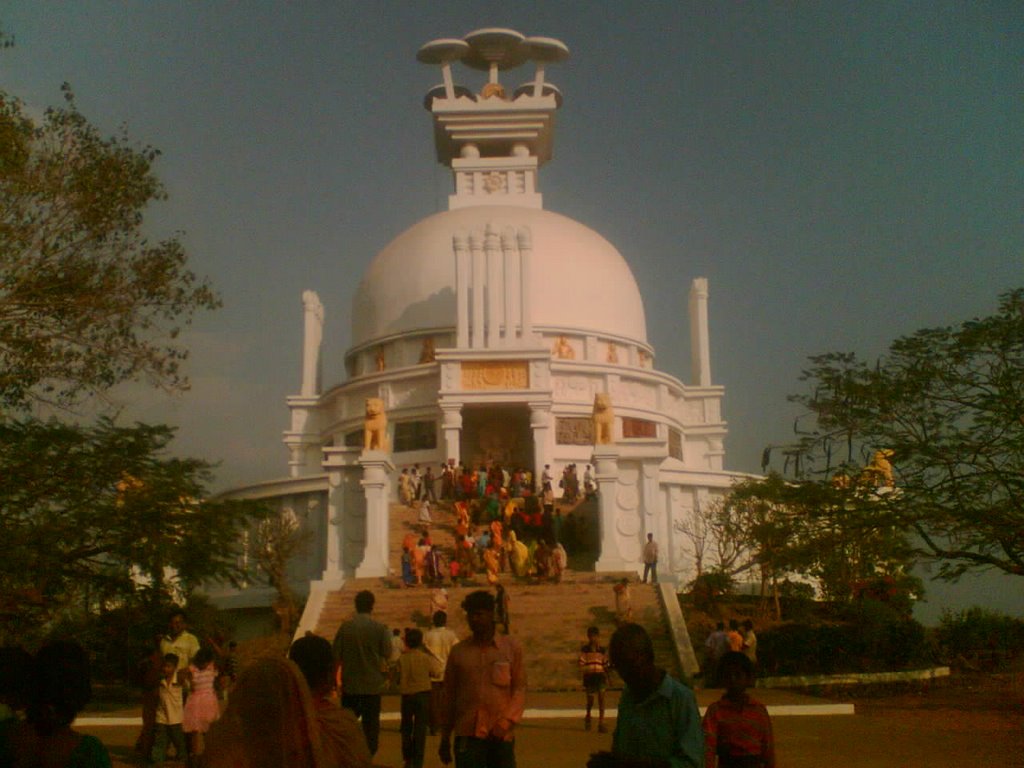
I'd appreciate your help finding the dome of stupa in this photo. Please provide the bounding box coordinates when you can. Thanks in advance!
[350,205,647,348]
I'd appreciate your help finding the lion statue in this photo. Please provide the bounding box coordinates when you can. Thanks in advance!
[593,392,615,445]
[363,397,388,452]
[861,449,895,488]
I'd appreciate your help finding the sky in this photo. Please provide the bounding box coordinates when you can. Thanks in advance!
[3,2,1021,621]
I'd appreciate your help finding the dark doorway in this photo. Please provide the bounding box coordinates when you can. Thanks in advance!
[460,404,533,472]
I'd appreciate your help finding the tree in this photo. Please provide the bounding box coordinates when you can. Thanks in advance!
[0,85,219,412]
[249,507,312,636]
[0,418,267,642]
[725,473,920,611]
[790,288,1024,579]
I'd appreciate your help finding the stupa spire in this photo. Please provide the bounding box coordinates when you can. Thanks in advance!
[417,28,569,210]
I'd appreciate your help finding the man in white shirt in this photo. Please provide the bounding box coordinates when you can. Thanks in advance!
[423,610,460,735]
[642,534,659,584]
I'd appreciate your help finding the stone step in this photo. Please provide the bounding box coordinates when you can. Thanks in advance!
[312,578,678,691]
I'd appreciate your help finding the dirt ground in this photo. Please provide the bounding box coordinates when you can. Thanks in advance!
[82,668,1022,768]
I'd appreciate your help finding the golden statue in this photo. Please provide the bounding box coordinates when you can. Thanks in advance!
[593,393,615,445]
[552,335,575,360]
[363,397,388,451]
[480,82,507,100]
[419,337,436,364]
[861,449,895,488]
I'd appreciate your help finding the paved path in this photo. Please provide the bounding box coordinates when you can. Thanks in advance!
[78,687,1021,767]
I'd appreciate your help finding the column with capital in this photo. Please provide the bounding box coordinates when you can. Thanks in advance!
[441,404,463,467]
[593,445,628,572]
[529,401,552,483]
[355,450,394,578]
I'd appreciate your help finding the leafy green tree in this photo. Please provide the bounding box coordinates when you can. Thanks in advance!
[0,85,219,412]
[0,418,267,642]
[718,470,922,618]
[791,288,1024,579]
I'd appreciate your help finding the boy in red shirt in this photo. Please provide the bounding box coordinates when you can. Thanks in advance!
[702,652,775,768]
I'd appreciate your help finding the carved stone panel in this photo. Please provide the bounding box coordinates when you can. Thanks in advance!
[668,428,683,460]
[622,417,657,438]
[555,417,594,445]
[461,361,529,390]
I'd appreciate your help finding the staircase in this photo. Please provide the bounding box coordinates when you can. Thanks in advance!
[305,499,683,691]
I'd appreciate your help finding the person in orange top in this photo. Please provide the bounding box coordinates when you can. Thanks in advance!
[438,590,525,768]
[726,620,744,653]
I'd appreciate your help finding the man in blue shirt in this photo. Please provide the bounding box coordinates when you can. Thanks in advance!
[589,623,704,768]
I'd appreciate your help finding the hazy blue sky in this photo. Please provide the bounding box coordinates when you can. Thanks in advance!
[4,2,1021,621]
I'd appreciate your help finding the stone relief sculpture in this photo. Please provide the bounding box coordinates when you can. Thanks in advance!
[419,336,436,364]
[552,335,575,359]
[363,397,388,451]
[606,343,618,364]
[375,346,386,372]
[593,392,615,445]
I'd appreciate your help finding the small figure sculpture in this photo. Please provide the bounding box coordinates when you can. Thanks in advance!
[553,335,575,360]
[593,393,614,445]
[861,449,895,488]
[363,397,388,451]
[375,346,386,372]
[419,337,436,364]
[480,82,506,100]
[638,349,649,367]
[606,343,618,364]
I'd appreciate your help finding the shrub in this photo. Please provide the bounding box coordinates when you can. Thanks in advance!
[757,606,929,677]
[688,570,735,614]
[935,607,1024,663]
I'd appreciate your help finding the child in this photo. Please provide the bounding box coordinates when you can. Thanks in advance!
[578,626,610,733]
[397,628,439,768]
[613,578,632,625]
[702,651,775,768]
[152,653,187,767]
[183,646,220,764]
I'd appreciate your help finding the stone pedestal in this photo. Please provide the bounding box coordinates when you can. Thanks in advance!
[355,450,394,578]
[593,445,629,572]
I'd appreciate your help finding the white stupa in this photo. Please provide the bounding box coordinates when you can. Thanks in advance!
[216,29,748,618]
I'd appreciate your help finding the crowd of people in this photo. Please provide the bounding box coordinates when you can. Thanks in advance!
[397,461,603,589]
[0,592,773,768]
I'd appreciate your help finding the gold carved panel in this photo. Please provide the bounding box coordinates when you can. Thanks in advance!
[556,417,594,446]
[461,361,529,390]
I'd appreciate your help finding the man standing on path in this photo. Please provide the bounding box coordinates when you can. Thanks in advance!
[423,610,460,735]
[588,623,703,768]
[333,589,392,756]
[439,590,526,768]
[160,610,200,680]
[642,533,659,584]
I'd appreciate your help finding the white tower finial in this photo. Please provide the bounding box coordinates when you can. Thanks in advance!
[417,28,569,211]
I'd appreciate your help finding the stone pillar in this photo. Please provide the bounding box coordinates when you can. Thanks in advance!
[355,450,394,578]
[470,232,485,349]
[689,278,712,386]
[518,228,533,342]
[501,228,516,346]
[320,446,359,585]
[301,290,323,396]
[485,224,501,348]
[528,401,552,482]
[454,234,469,348]
[441,404,463,466]
[593,445,629,572]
